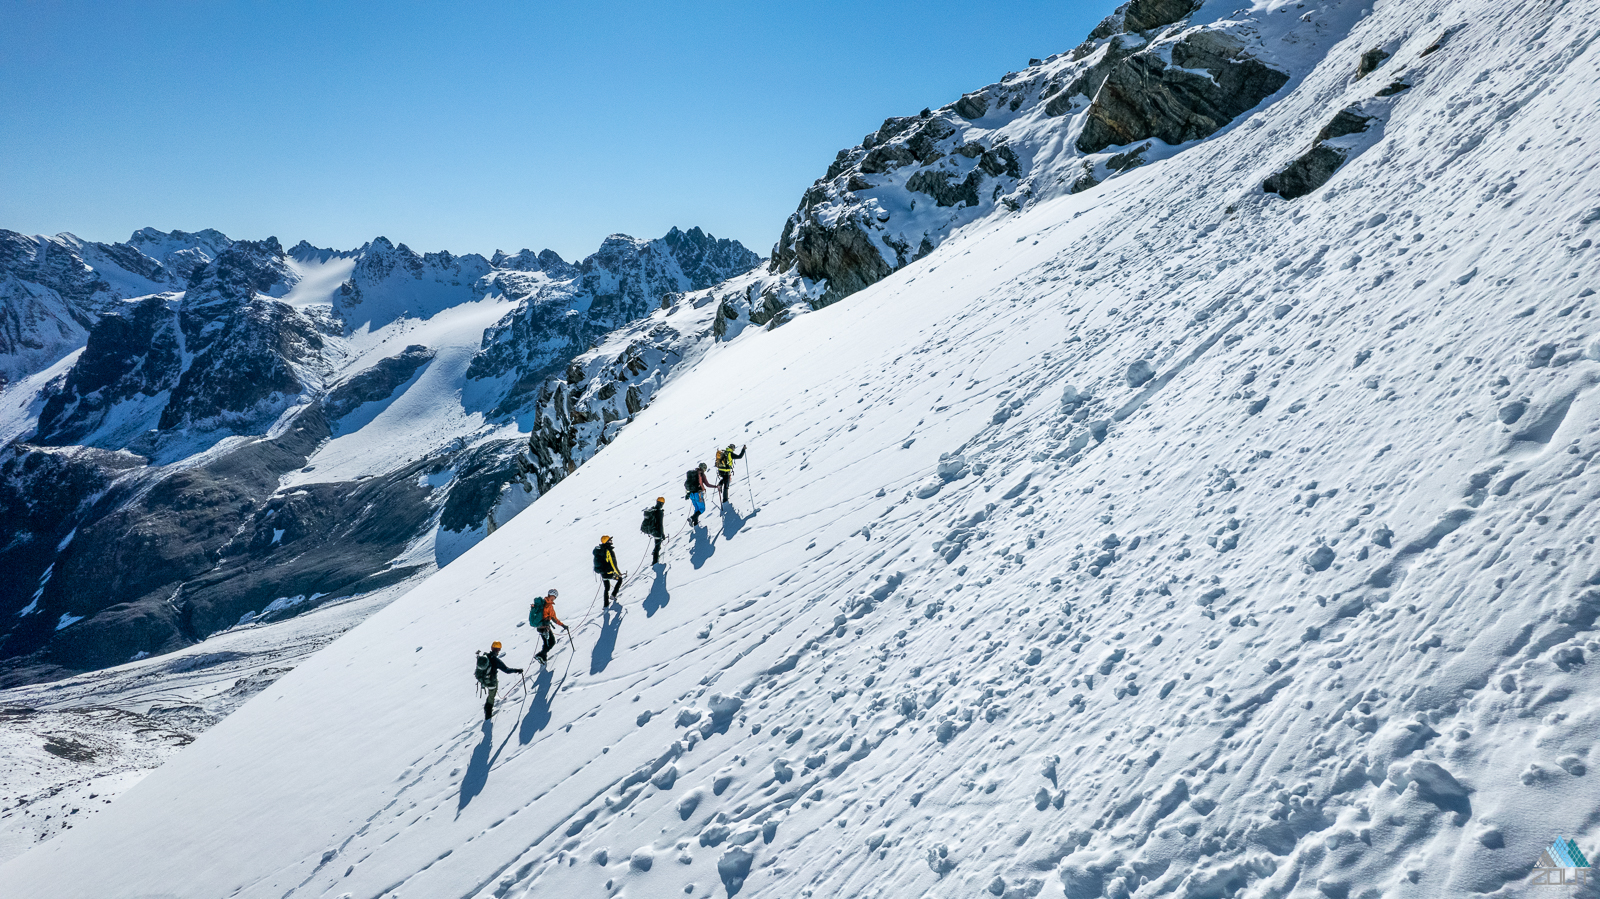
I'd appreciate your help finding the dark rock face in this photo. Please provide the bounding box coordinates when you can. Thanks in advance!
[1122,0,1200,33]
[0,445,145,624]
[1264,106,1376,200]
[35,296,182,445]
[954,92,989,119]
[160,296,323,431]
[772,216,895,308]
[1079,31,1291,154]
[907,169,985,209]
[1044,39,1136,118]
[770,105,1024,307]
[1317,108,1376,142]
[1090,0,1197,39]
[438,439,530,534]
[0,397,446,683]
[1357,48,1391,79]
[1263,146,1350,199]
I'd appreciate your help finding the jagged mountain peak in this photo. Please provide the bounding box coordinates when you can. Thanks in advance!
[183,236,292,304]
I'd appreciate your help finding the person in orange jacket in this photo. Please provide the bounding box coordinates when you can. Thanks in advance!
[529,588,569,665]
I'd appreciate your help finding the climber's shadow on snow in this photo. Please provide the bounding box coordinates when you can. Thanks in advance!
[516,667,556,745]
[720,505,753,541]
[642,565,671,617]
[690,525,715,569]
[456,723,495,816]
[590,606,622,674]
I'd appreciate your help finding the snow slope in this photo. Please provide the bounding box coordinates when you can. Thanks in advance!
[6,0,1600,897]
[0,576,420,865]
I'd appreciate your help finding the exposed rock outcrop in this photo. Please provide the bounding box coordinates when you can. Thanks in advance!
[1078,30,1291,153]
[1264,106,1378,200]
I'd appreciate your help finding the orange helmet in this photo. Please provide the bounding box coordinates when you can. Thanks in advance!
[491,641,502,650]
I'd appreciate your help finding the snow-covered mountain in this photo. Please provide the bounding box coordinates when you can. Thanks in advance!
[5,0,1599,895]
[0,227,759,685]
[0,228,227,391]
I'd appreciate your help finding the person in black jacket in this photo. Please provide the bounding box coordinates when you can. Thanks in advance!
[715,443,747,504]
[594,536,623,607]
[479,641,522,721]
[642,497,666,564]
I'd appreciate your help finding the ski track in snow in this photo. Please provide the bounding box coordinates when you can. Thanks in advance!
[6,0,1600,897]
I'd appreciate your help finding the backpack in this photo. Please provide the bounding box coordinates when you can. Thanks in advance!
[684,469,700,493]
[474,652,493,688]
[593,544,610,574]
[640,507,663,538]
[717,449,731,469]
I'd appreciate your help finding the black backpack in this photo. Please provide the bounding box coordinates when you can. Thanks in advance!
[593,543,610,574]
[640,507,663,538]
[474,652,493,688]
[684,469,700,493]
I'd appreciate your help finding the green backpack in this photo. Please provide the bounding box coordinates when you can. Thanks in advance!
[474,652,493,688]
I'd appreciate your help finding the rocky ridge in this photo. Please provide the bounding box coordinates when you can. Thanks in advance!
[765,0,1372,307]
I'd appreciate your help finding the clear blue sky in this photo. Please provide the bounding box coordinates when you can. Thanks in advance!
[1,1,1120,262]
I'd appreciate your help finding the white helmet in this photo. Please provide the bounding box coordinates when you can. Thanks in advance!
[547,588,559,598]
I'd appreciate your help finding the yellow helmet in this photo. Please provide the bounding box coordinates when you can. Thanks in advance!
[491,641,502,650]
[601,535,612,543]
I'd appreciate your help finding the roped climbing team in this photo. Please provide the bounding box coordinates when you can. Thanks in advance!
[477,444,748,717]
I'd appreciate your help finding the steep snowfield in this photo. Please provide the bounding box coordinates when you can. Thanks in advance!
[281,293,522,488]
[7,0,1600,897]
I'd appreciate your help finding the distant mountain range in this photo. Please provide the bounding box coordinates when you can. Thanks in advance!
[0,225,758,684]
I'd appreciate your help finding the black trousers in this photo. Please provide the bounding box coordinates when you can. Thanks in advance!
[717,470,733,503]
[538,626,556,660]
[652,537,662,564]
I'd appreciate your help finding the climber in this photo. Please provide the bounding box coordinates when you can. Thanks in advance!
[685,462,713,526]
[474,640,522,721]
[594,536,623,607]
[715,443,747,504]
[529,589,569,664]
[641,497,667,564]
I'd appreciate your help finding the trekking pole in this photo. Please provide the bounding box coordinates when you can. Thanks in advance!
[745,455,756,509]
